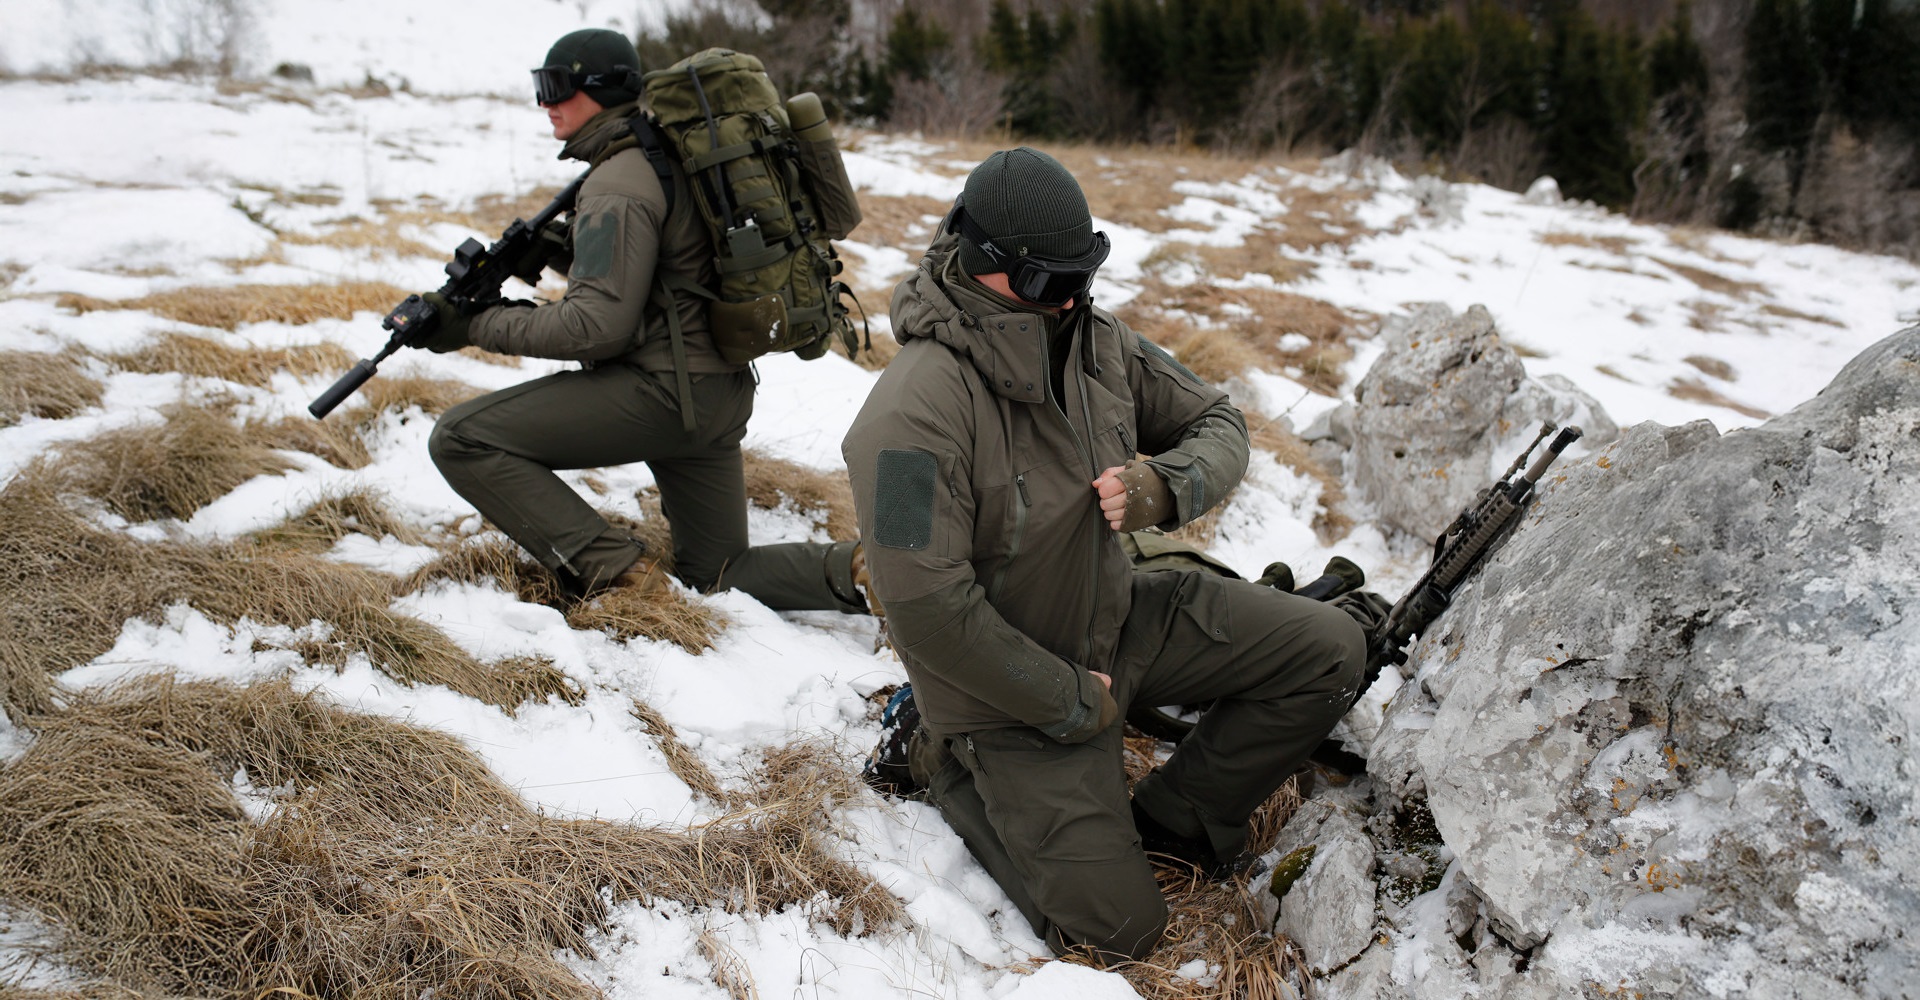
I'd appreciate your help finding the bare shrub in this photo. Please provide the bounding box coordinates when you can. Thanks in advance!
[59,282,408,331]
[46,403,297,522]
[889,49,1005,139]
[0,348,102,427]
[741,450,857,540]
[1455,116,1545,192]
[0,677,898,997]
[105,332,353,387]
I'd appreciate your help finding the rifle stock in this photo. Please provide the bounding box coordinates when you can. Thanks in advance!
[307,172,588,419]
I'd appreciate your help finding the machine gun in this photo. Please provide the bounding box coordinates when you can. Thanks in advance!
[307,172,587,418]
[1360,422,1583,688]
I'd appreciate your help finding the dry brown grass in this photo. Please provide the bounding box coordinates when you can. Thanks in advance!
[59,281,409,331]
[742,450,858,541]
[1120,281,1362,395]
[1539,231,1639,256]
[1669,378,1771,420]
[104,332,354,387]
[569,585,725,655]
[0,677,898,998]
[248,411,374,469]
[339,371,482,422]
[631,699,731,804]
[1760,303,1845,327]
[0,469,573,718]
[1109,733,1311,999]
[1682,355,1737,381]
[1251,416,1351,541]
[405,532,724,655]
[1651,257,1767,299]
[851,193,950,258]
[45,403,299,522]
[248,485,423,554]
[0,348,103,427]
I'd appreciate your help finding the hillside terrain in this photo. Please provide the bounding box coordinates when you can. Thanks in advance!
[1,19,1917,998]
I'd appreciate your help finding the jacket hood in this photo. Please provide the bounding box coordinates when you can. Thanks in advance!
[558,100,642,163]
[890,233,1100,406]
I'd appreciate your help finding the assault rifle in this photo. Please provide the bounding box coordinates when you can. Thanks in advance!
[1126,422,1582,750]
[307,172,588,419]
[1361,421,1583,686]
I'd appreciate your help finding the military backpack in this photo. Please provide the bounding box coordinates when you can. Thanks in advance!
[629,48,863,370]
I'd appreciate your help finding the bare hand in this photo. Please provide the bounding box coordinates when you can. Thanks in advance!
[1091,466,1130,531]
[1091,670,1112,690]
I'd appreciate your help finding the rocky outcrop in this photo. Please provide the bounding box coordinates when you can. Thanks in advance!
[1320,326,1920,997]
[1329,304,1617,539]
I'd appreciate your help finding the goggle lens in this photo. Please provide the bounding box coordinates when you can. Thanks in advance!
[531,66,575,105]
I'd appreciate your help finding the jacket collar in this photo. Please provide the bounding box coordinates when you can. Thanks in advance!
[559,101,642,163]
[892,235,1095,405]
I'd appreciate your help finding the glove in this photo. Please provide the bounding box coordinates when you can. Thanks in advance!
[1096,459,1175,533]
[419,292,474,353]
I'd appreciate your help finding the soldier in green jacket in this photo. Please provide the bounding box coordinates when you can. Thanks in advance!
[842,148,1366,962]
[414,28,868,614]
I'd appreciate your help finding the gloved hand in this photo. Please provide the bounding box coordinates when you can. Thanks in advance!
[1092,459,1174,532]
[419,292,474,353]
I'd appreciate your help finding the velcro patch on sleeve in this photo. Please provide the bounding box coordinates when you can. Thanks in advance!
[571,209,620,281]
[873,448,938,550]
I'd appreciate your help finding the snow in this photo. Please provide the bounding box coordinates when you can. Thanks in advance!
[3,9,1919,997]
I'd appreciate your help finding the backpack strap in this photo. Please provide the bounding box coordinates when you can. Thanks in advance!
[597,113,703,432]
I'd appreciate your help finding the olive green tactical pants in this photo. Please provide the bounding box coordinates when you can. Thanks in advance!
[429,364,862,611]
[914,568,1366,962]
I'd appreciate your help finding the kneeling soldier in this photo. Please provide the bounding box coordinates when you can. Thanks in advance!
[843,148,1366,961]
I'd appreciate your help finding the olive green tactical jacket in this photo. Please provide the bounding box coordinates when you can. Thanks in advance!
[469,103,738,374]
[843,237,1250,743]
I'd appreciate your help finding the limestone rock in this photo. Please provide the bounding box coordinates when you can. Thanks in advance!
[1362,326,1920,997]
[1346,304,1615,540]
[1262,796,1379,974]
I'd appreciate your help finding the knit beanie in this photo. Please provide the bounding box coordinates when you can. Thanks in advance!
[542,29,642,108]
[956,147,1094,277]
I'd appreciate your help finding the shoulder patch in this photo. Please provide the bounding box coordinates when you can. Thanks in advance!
[872,448,939,550]
[1136,334,1205,385]
[571,209,620,281]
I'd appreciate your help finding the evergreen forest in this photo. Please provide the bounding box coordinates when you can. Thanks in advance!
[641,0,1920,257]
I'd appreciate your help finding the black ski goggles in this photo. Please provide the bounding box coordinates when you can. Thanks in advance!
[531,64,629,106]
[953,198,1110,308]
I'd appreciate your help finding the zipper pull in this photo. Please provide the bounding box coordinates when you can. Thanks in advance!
[1015,474,1032,507]
[965,734,975,755]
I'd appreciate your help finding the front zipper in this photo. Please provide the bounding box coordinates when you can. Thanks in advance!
[986,473,1032,603]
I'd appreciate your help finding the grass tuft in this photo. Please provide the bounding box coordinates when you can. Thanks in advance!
[631,699,731,804]
[105,332,354,387]
[0,678,898,997]
[59,281,408,331]
[1119,281,1361,395]
[0,349,103,427]
[45,403,298,522]
[741,450,858,541]
[248,485,422,554]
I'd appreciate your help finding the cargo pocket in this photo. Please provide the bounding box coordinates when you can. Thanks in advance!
[1167,573,1234,650]
[962,727,1133,864]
